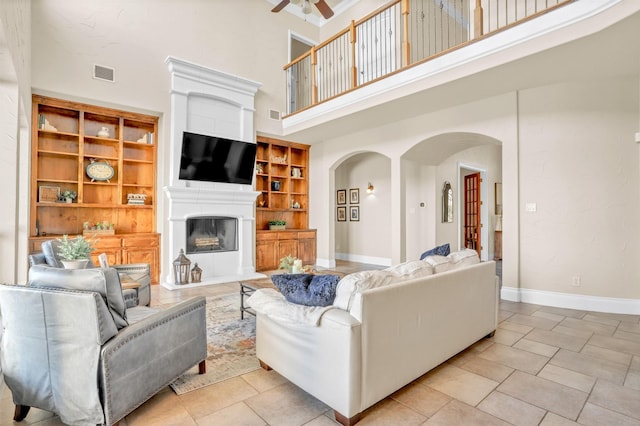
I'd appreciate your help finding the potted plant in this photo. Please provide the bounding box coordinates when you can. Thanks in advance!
[268,220,286,230]
[60,190,77,203]
[56,234,96,269]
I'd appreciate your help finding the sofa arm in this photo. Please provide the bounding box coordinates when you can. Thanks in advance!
[99,296,207,425]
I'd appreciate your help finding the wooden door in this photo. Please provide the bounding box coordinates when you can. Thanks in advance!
[464,173,481,254]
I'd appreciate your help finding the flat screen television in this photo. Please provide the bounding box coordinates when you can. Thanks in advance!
[179,131,257,185]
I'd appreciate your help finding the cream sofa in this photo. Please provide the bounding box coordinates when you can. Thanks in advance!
[248,251,499,425]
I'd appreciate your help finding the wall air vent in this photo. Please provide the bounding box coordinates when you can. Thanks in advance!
[93,64,116,83]
[268,109,281,121]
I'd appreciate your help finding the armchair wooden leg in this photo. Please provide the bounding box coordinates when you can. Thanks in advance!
[13,405,30,421]
[198,360,207,374]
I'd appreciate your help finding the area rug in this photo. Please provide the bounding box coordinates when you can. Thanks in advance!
[169,293,259,395]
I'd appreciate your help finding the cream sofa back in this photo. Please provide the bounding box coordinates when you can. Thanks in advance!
[348,260,498,411]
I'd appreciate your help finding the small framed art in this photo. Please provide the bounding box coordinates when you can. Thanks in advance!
[337,189,346,205]
[337,206,346,222]
[39,185,60,203]
[350,206,360,221]
[350,188,359,204]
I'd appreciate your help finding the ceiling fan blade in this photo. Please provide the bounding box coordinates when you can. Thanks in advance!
[272,0,290,13]
[315,0,334,19]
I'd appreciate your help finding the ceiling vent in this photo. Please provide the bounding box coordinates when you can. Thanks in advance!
[93,64,116,83]
[269,109,281,121]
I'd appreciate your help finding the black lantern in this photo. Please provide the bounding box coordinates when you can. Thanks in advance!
[172,248,191,284]
[191,262,202,283]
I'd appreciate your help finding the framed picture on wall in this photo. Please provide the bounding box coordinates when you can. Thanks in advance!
[337,206,346,222]
[350,206,359,221]
[337,189,346,205]
[349,188,359,204]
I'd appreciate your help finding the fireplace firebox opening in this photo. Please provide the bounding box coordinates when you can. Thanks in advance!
[186,216,238,254]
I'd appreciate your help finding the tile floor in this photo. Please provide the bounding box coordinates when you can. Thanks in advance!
[2,261,640,425]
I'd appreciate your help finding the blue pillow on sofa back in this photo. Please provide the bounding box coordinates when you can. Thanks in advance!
[419,243,450,260]
[271,274,341,307]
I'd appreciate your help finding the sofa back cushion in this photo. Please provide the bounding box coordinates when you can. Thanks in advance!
[384,260,433,279]
[448,249,480,270]
[421,255,453,273]
[28,265,128,329]
[333,270,396,311]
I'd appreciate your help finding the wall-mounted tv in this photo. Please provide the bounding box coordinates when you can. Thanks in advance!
[179,131,257,185]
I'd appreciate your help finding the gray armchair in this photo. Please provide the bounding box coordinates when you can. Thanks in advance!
[29,239,151,306]
[0,265,207,426]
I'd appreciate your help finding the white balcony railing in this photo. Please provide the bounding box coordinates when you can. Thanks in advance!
[285,0,574,115]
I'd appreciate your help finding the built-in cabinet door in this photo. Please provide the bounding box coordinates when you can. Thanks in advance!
[256,239,279,271]
[277,239,298,261]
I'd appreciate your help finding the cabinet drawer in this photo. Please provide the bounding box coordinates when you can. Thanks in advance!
[93,236,124,249]
[257,231,278,241]
[298,230,316,239]
[123,235,159,247]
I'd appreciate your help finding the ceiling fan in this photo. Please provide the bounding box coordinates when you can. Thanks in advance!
[272,0,335,19]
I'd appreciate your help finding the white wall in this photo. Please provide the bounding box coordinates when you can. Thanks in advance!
[335,152,391,265]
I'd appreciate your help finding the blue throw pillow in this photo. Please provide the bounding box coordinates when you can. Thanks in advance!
[271,274,341,307]
[420,243,451,260]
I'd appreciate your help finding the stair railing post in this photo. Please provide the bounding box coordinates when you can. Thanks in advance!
[401,0,410,67]
[474,0,484,38]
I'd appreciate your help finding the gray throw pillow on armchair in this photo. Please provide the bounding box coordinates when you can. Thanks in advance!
[271,274,341,307]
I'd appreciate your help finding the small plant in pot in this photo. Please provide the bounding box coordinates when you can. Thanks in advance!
[60,190,77,204]
[56,234,96,269]
[268,220,286,230]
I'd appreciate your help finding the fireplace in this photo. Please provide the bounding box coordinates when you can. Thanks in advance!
[186,216,237,254]
[162,57,265,289]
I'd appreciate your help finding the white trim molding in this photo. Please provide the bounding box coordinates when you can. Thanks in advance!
[501,287,640,315]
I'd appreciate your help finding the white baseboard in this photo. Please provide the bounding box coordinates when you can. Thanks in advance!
[501,286,640,315]
[335,252,392,267]
[316,257,336,269]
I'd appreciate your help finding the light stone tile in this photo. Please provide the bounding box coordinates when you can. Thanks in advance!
[499,310,516,322]
[419,364,499,406]
[526,328,589,352]
[305,413,342,426]
[538,306,585,319]
[632,355,640,369]
[625,369,640,391]
[354,399,426,426]
[391,382,451,418]
[505,314,559,331]
[497,371,588,420]
[578,402,640,426]
[558,317,616,336]
[241,367,288,393]
[550,325,593,340]
[539,412,580,425]
[490,328,525,346]
[499,321,534,334]
[244,382,328,426]
[532,310,566,322]
[618,321,640,334]
[126,388,197,426]
[588,379,640,420]
[537,364,596,393]
[586,312,640,323]
[582,313,620,327]
[550,349,628,384]
[588,334,640,357]
[499,301,541,316]
[425,400,510,426]
[194,402,266,426]
[458,355,515,383]
[614,330,640,344]
[581,344,632,366]
[477,391,546,426]
[513,338,559,358]
[180,376,259,419]
[477,343,549,375]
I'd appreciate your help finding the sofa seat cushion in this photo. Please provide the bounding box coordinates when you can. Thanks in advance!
[271,274,341,307]
[333,270,396,311]
[419,243,450,260]
[384,260,433,279]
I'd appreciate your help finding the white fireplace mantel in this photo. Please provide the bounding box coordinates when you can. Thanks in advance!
[162,57,264,289]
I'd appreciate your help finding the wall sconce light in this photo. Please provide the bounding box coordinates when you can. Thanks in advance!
[367,182,374,194]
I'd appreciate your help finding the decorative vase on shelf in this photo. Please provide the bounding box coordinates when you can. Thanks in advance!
[97,127,110,138]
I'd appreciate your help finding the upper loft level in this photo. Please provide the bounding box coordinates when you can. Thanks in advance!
[281,0,640,141]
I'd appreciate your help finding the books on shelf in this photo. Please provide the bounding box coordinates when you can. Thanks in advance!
[136,132,154,144]
[37,114,58,131]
